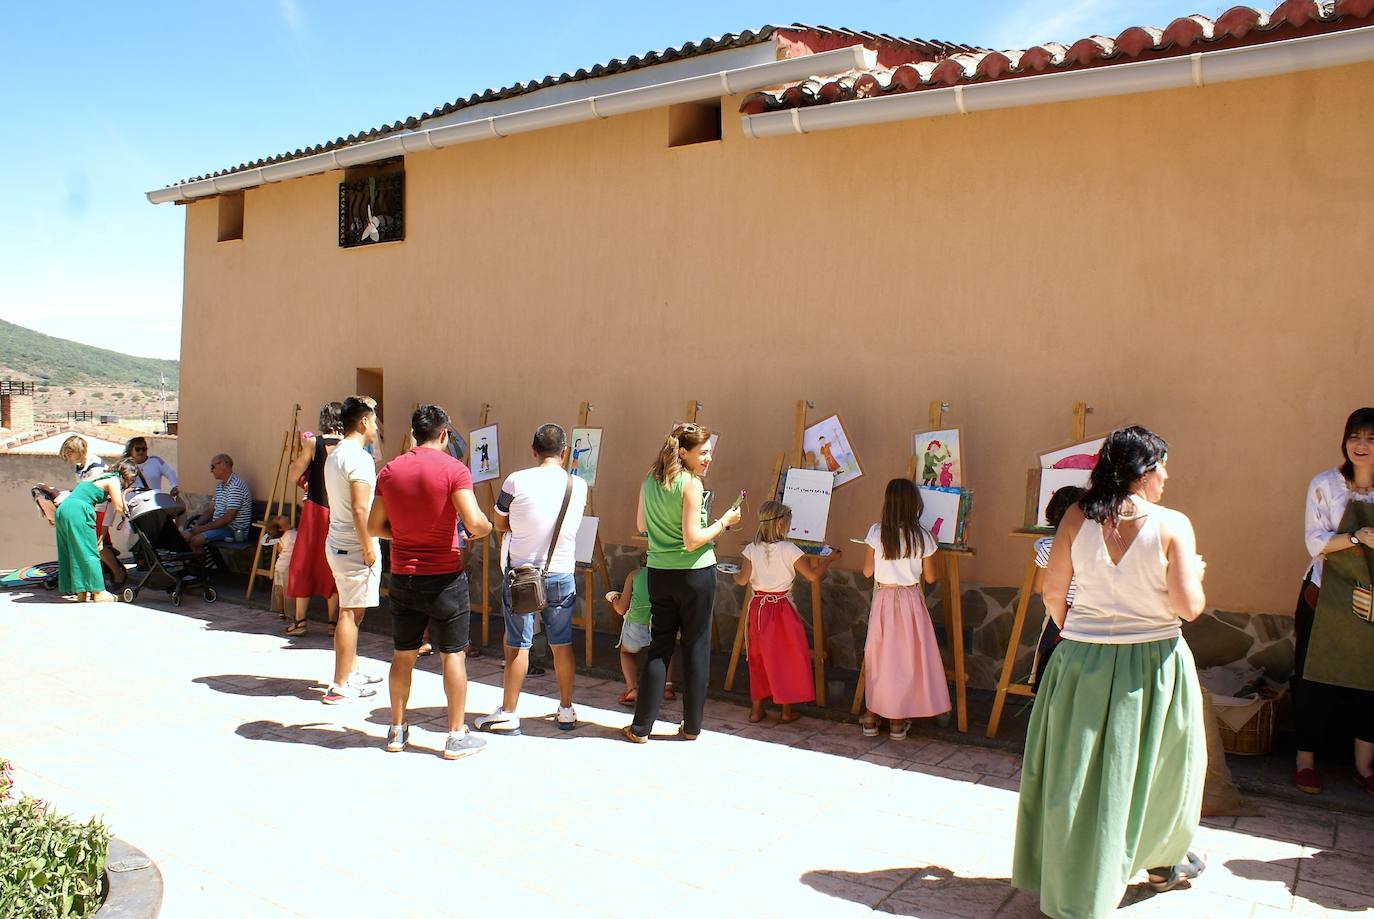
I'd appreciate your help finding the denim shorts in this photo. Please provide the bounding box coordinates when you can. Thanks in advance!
[202,526,248,544]
[502,571,576,649]
[617,618,651,653]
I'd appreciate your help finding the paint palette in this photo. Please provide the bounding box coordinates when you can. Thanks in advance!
[715,562,741,575]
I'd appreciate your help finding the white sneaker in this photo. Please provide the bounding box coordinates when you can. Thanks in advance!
[349,670,383,686]
[322,682,376,704]
[557,705,577,731]
[386,723,409,752]
[475,708,521,736]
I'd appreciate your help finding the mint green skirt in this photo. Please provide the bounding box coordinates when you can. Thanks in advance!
[1012,637,1205,919]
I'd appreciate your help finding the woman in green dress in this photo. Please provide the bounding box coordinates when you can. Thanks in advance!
[54,461,137,601]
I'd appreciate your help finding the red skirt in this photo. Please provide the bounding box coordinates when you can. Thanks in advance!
[286,500,337,599]
[746,591,815,704]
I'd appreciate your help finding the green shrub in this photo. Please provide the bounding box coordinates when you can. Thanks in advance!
[0,758,110,919]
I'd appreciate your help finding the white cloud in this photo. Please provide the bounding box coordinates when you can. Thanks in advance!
[279,0,305,33]
[987,0,1137,49]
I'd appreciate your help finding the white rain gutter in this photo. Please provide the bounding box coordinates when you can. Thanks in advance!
[146,44,876,204]
[741,24,1374,139]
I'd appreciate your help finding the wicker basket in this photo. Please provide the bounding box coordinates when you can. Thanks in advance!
[1217,689,1285,756]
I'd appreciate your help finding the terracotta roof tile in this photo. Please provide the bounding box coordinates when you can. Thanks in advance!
[739,1,1374,116]
[164,25,977,189]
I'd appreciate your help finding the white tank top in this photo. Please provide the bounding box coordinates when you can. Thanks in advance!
[1060,506,1180,644]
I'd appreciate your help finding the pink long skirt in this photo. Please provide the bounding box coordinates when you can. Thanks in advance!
[286,500,336,600]
[747,591,815,704]
[864,585,950,719]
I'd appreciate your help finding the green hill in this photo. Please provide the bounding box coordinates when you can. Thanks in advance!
[0,319,178,388]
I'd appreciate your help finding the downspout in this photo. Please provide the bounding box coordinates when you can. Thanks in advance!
[146,44,877,204]
[739,24,1374,139]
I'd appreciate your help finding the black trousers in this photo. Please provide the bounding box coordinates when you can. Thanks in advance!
[631,566,715,737]
[1292,578,1374,751]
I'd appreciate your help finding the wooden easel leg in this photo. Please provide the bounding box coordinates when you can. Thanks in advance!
[947,555,968,733]
[987,554,1039,738]
[724,588,752,691]
[246,428,289,601]
[583,567,594,667]
[811,579,826,706]
[851,659,866,716]
[481,533,491,647]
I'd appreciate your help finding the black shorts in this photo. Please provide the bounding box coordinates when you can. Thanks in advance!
[389,570,470,654]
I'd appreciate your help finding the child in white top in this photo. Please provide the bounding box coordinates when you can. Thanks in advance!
[1029,485,1083,689]
[265,515,297,621]
[732,501,839,723]
[859,479,949,739]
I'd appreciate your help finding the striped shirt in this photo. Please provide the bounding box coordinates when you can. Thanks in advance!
[214,472,253,539]
[1034,536,1077,607]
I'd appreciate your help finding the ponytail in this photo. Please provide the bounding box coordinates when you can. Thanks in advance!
[1078,425,1168,527]
[650,422,712,488]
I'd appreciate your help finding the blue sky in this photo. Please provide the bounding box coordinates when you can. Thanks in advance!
[2,0,1217,360]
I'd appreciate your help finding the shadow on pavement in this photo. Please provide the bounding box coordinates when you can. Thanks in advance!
[195,674,323,700]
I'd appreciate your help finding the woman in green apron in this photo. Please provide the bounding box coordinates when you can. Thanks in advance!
[1293,407,1374,795]
[54,461,138,602]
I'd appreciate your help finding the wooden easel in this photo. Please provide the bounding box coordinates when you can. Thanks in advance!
[986,401,1092,739]
[472,403,498,648]
[851,399,971,733]
[245,403,302,601]
[571,401,613,666]
[724,399,830,705]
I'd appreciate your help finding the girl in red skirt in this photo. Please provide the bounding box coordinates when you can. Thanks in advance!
[733,501,840,723]
[283,403,343,636]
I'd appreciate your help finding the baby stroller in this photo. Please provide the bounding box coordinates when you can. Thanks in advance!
[121,490,219,606]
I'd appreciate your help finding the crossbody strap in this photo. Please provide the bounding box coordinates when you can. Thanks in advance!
[540,473,575,576]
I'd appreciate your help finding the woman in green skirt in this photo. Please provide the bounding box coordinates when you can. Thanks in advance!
[54,461,137,602]
[1013,426,1208,919]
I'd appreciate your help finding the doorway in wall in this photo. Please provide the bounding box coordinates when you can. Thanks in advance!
[356,367,384,449]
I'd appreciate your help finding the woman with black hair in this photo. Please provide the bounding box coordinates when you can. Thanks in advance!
[1292,407,1374,796]
[1013,426,1208,918]
[282,402,344,636]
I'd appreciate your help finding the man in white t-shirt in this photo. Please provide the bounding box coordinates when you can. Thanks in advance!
[321,396,384,704]
[476,424,587,735]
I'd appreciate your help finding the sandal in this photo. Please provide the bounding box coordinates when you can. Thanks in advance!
[1355,770,1374,796]
[621,725,648,744]
[677,724,699,741]
[889,719,911,741]
[286,618,307,637]
[663,684,677,702]
[779,711,803,724]
[749,709,768,724]
[861,717,881,738]
[1147,851,1206,892]
[617,690,638,707]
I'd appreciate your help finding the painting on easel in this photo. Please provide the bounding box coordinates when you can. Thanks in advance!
[913,428,963,488]
[569,427,603,486]
[1025,434,1105,528]
[470,423,500,484]
[782,468,833,543]
[802,413,863,489]
[918,485,972,548]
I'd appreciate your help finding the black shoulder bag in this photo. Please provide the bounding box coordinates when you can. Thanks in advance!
[508,474,575,615]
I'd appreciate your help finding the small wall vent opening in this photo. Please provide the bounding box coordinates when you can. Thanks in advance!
[668,99,722,147]
[217,192,244,242]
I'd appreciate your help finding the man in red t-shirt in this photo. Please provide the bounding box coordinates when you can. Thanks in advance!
[369,404,492,761]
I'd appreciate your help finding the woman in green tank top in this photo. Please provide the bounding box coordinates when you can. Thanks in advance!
[623,423,742,743]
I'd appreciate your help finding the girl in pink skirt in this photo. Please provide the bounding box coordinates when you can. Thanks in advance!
[733,501,840,723]
[861,479,950,739]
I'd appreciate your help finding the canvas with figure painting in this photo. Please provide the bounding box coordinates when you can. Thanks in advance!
[913,428,963,488]
[469,423,500,485]
[802,413,864,489]
[569,427,603,487]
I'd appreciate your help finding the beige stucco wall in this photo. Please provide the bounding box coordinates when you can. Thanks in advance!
[0,437,178,568]
[177,61,1374,615]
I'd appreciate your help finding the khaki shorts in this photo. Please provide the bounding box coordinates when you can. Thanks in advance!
[327,542,381,610]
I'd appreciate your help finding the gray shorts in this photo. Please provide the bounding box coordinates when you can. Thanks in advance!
[617,618,651,653]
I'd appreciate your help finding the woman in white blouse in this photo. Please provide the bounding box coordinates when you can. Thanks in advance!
[1292,407,1374,796]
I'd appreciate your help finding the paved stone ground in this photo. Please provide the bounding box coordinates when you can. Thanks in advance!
[2,591,1371,918]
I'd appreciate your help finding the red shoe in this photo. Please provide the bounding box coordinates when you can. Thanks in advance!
[1293,767,1322,795]
[1355,771,1374,796]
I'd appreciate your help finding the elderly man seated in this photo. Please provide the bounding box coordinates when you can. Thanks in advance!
[184,453,253,552]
